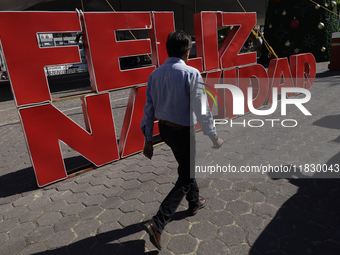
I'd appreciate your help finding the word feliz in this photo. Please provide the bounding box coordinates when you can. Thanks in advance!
[0,11,316,186]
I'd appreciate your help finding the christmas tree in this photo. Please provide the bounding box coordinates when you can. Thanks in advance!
[260,0,339,63]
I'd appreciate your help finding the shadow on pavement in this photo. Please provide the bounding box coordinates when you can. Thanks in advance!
[250,169,340,254]
[32,222,158,255]
[250,114,340,254]
[0,156,93,198]
[31,211,188,255]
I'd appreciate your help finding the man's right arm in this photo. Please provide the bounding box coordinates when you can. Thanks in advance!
[141,76,155,158]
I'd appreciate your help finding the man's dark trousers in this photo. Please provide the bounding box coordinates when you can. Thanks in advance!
[150,122,200,234]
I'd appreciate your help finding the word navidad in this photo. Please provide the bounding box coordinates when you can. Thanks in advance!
[0,11,316,186]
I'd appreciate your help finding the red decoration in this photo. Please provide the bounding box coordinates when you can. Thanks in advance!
[274,0,281,4]
[289,19,300,30]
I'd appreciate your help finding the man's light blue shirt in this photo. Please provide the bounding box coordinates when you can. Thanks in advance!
[141,57,217,141]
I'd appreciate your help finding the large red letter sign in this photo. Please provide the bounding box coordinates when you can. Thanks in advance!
[194,12,219,71]
[0,12,81,106]
[119,86,160,158]
[218,12,257,69]
[19,93,119,187]
[82,12,156,92]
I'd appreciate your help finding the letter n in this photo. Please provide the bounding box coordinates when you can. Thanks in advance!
[19,93,119,187]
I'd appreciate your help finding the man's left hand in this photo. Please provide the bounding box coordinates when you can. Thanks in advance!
[143,141,154,159]
[212,136,223,149]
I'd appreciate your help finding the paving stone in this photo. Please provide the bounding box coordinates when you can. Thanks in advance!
[137,173,157,182]
[74,174,93,184]
[97,209,123,224]
[96,222,121,240]
[199,187,218,198]
[138,191,161,203]
[78,205,103,220]
[65,192,90,204]
[121,172,141,181]
[255,182,278,194]
[211,179,232,190]
[70,183,92,193]
[8,222,36,238]
[218,189,241,202]
[266,193,290,208]
[0,233,8,245]
[118,211,144,227]
[118,228,145,243]
[156,183,173,194]
[106,177,124,187]
[0,238,26,255]
[226,200,252,215]
[119,200,143,213]
[138,181,159,192]
[247,230,262,246]
[18,210,44,223]
[56,181,75,191]
[120,180,141,190]
[73,219,100,238]
[205,198,226,211]
[228,245,251,255]
[139,202,160,218]
[236,214,264,231]
[136,165,156,174]
[196,239,228,255]
[36,212,62,226]
[44,200,68,213]
[0,203,13,215]
[46,230,76,249]
[27,226,55,243]
[242,191,266,204]
[154,175,174,185]
[103,187,124,198]
[3,206,28,220]
[167,234,198,254]
[119,189,143,201]
[54,215,80,231]
[82,194,106,206]
[209,210,234,227]
[13,195,35,207]
[17,242,47,255]
[190,221,217,240]
[217,225,245,247]
[233,181,254,192]
[60,203,85,216]
[90,176,111,186]
[279,183,299,196]
[165,219,190,235]
[0,218,19,233]
[101,197,124,210]
[50,190,73,202]
[253,203,278,219]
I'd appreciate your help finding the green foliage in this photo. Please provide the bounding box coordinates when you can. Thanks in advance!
[260,0,339,63]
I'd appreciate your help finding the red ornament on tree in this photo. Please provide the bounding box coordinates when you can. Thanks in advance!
[274,0,281,3]
[289,18,300,30]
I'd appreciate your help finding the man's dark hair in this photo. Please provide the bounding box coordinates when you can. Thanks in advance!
[166,31,192,58]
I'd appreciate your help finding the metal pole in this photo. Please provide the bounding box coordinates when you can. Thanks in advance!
[81,0,85,11]
[193,0,197,13]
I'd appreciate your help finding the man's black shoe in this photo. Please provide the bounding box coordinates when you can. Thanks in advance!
[187,197,206,216]
[144,221,161,250]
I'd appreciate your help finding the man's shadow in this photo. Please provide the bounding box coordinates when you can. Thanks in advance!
[249,114,340,254]
[31,211,188,255]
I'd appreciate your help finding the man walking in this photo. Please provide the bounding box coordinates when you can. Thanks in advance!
[141,31,223,250]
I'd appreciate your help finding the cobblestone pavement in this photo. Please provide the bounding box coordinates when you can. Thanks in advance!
[0,62,340,255]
